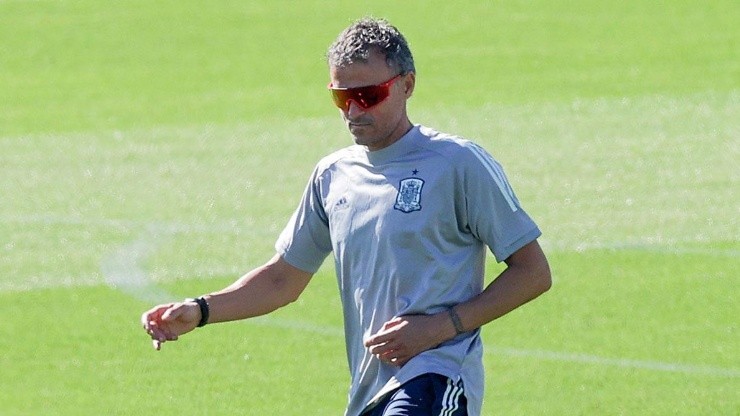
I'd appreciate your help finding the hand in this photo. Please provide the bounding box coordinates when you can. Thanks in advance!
[364,313,455,367]
[141,302,201,350]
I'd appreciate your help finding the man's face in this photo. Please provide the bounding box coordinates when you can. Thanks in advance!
[329,50,415,151]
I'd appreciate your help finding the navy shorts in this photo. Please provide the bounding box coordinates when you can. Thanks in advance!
[363,373,467,416]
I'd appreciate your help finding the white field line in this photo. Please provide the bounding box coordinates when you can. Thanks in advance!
[4,213,737,256]
[2,212,735,292]
[0,212,735,294]
[6,215,724,379]
[0,274,102,293]
[0,213,735,293]
[4,212,739,378]
[2,213,248,234]
[485,346,740,378]
[93,226,740,379]
[246,316,740,379]
[555,240,740,258]
[0,265,245,293]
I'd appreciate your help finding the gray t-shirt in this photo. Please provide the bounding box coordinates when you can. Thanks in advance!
[276,125,541,416]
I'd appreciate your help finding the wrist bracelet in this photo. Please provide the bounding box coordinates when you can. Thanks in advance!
[447,307,465,335]
[187,296,210,327]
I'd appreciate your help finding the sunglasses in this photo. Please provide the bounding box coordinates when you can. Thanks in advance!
[328,74,403,111]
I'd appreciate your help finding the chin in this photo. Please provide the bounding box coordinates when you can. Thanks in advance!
[349,128,373,145]
[352,136,372,147]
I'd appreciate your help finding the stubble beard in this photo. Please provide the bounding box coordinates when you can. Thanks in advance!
[347,112,408,151]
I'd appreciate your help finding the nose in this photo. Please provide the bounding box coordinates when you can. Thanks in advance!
[345,100,366,118]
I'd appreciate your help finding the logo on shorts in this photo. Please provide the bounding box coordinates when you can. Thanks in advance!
[394,178,424,213]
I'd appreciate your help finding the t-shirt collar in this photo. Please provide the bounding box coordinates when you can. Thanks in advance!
[365,124,421,165]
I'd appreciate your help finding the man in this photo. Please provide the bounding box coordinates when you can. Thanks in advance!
[142,17,551,416]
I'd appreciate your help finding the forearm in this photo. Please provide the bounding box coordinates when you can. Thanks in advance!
[202,254,312,324]
[365,241,551,366]
[450,240,551,334]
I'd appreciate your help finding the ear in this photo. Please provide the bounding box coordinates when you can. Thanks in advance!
[403,72,416,98]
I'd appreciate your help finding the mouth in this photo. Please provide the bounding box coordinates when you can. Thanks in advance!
[347,116,372,128]
[348,121,371,128]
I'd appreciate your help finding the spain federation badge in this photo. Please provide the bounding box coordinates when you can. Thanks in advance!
[394,178,424,213]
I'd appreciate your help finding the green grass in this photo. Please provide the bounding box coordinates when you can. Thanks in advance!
[1,0,738,415]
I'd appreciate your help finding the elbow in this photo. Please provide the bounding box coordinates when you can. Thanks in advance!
[520,252,552,297]
[263,256,312,310]
[281,286,303,307]
[536,260,553,295]
[508,240,552,297]
[540,268,552,294]
[270,274,308,309]
[531,244,552,295]
[269,281,302,310]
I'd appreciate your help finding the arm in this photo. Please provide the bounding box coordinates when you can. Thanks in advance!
[141,254,313,350]
[449,239,551,332]
[365,239,551,365]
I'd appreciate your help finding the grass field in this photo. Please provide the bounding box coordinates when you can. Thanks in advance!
[1,1,738,414]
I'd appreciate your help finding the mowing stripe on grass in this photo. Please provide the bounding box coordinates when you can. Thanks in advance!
[6,213,736,253]
[93,231,740,379]
[74,220,733,381]
[0,212,734,293]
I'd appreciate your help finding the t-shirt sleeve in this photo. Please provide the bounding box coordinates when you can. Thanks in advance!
[460,142,542,262]
[275,166,332,273]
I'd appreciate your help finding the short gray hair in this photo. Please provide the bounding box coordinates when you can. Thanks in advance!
[327,17,415,75]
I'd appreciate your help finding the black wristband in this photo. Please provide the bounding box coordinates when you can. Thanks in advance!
[447,307,465,335]
[188,296,210,327]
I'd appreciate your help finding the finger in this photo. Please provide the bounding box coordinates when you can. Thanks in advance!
[144,318,160,333]
[372,340,406,358]
[142,304,174,328]
[364,334,381,348]
[380,316,404,330]
[142,312,159,330]
[146,323,172,342]
[368,341,390,355]
[384,343,406,357]
[365,317,406,346]
[378,348,398,360]
[377,351,407,367]
[156,324,181,342]
[161,303,186,322]
[365,329,396,347]
[393,356,410,366]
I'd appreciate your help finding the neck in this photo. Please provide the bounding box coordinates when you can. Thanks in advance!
[366,118,414,152]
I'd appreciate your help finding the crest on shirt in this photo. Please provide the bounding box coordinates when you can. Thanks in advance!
[394,177,424,213]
